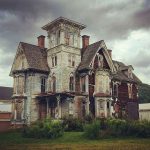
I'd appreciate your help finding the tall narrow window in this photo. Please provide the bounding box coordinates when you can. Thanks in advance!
[72,55,75,67]
[74,33,78,47]
[69,74,74,91]
[57,30,61,45]
[41,77,46,93]
[55,55,57,66]
[113,84,118,97]
[128,84,133,99]
[68,54,75,67]
[68,54,71,66]
[52,76,56,92]
[81,76,86,92]
[52,55,57,67]
[65,31,70,45]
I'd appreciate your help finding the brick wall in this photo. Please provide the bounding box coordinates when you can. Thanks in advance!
[0,112,11,132]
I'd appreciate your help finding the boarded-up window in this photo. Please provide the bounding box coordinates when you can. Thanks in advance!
[127,102,139,120]
[52,76,56,92]
[81,76,86,92]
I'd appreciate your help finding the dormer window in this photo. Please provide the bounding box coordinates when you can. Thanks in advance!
[97,54,103,68]
[128,68,133,79]
[114,63,119,71]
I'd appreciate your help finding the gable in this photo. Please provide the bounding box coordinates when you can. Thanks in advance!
[10,43,29,76]
[10,42,49,76]
[78,40,116,73]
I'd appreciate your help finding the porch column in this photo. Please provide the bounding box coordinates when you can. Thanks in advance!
[46,98,49,117]
[56,95,61,119]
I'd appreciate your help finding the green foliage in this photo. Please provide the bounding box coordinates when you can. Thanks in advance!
[139,83,150,103]
[84,114,94,124]
[84,120,101,139]
[128,120,150,138]
[62,116,83,132]
[106,118,129,136]
[23,118,64,139]
[84,118,150,139]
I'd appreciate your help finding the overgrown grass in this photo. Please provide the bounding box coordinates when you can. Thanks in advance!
[0,131,150,150]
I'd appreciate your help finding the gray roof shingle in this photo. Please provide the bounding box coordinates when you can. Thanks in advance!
[20,42,49,72]
[78,40,103,71]
[112,60,141,83]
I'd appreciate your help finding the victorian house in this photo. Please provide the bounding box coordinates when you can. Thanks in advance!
[10,17,141,124]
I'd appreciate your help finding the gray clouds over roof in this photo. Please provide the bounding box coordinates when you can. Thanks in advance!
[0,0,150,86]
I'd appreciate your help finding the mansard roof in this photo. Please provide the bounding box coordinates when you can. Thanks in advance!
[78,40,103,71]
[42,16,86,31]
[112,60,141,83]
[20,42,49,72]
[0,86,13,100]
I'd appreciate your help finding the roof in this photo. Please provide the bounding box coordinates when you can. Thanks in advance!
[112,60,141,83]
[19,42,49,72]
[0,87,13,100]
[42,16,86,30]
[78,40,103,71]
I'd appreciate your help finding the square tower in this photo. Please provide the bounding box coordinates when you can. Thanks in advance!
[42,16,86,49]
[42,17,86,92]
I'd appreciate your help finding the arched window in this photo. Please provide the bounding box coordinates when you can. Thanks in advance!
[97,53,103,68]
[69,73,74,91]
[52,76,56,92]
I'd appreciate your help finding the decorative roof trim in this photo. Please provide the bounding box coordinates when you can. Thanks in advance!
[42,16,86,30]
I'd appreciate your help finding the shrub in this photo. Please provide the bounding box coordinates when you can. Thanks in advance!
[106,118,129,137]
[128,120,150,138]
[83,118,150,139]
[62,116,83,131]
[84,114,94,124]
[84,120,101,139]
[23,118,64,139]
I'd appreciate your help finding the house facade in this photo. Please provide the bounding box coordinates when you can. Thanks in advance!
[10,17,141,125]
[0,86,13,131]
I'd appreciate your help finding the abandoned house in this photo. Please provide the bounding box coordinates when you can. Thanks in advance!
[10,17,141,125]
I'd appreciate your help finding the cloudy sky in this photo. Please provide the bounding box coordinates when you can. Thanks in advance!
[0,0,150,87]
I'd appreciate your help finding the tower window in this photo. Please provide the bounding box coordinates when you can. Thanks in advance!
[52,55,57,67]
[69,74,74,91]
[68,54,75,67]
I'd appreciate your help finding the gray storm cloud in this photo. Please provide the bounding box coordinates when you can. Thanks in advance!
[0,0,150,85]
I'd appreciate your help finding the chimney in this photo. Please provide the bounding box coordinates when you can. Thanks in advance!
[82,35,90,49]
[108,49,112,59]
[37,35,45,49]
[81,35,90,58]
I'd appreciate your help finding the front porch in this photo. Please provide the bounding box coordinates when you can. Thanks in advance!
[37,93,89,120]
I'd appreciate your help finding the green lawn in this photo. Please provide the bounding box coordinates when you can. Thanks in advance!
[0,131,150,150]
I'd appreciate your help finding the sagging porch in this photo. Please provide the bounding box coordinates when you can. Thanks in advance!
[36,92,89,120]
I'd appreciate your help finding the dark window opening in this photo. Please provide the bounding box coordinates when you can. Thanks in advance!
[69,76,74,91]
[107,102,110,109]
[41,78,46,93]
